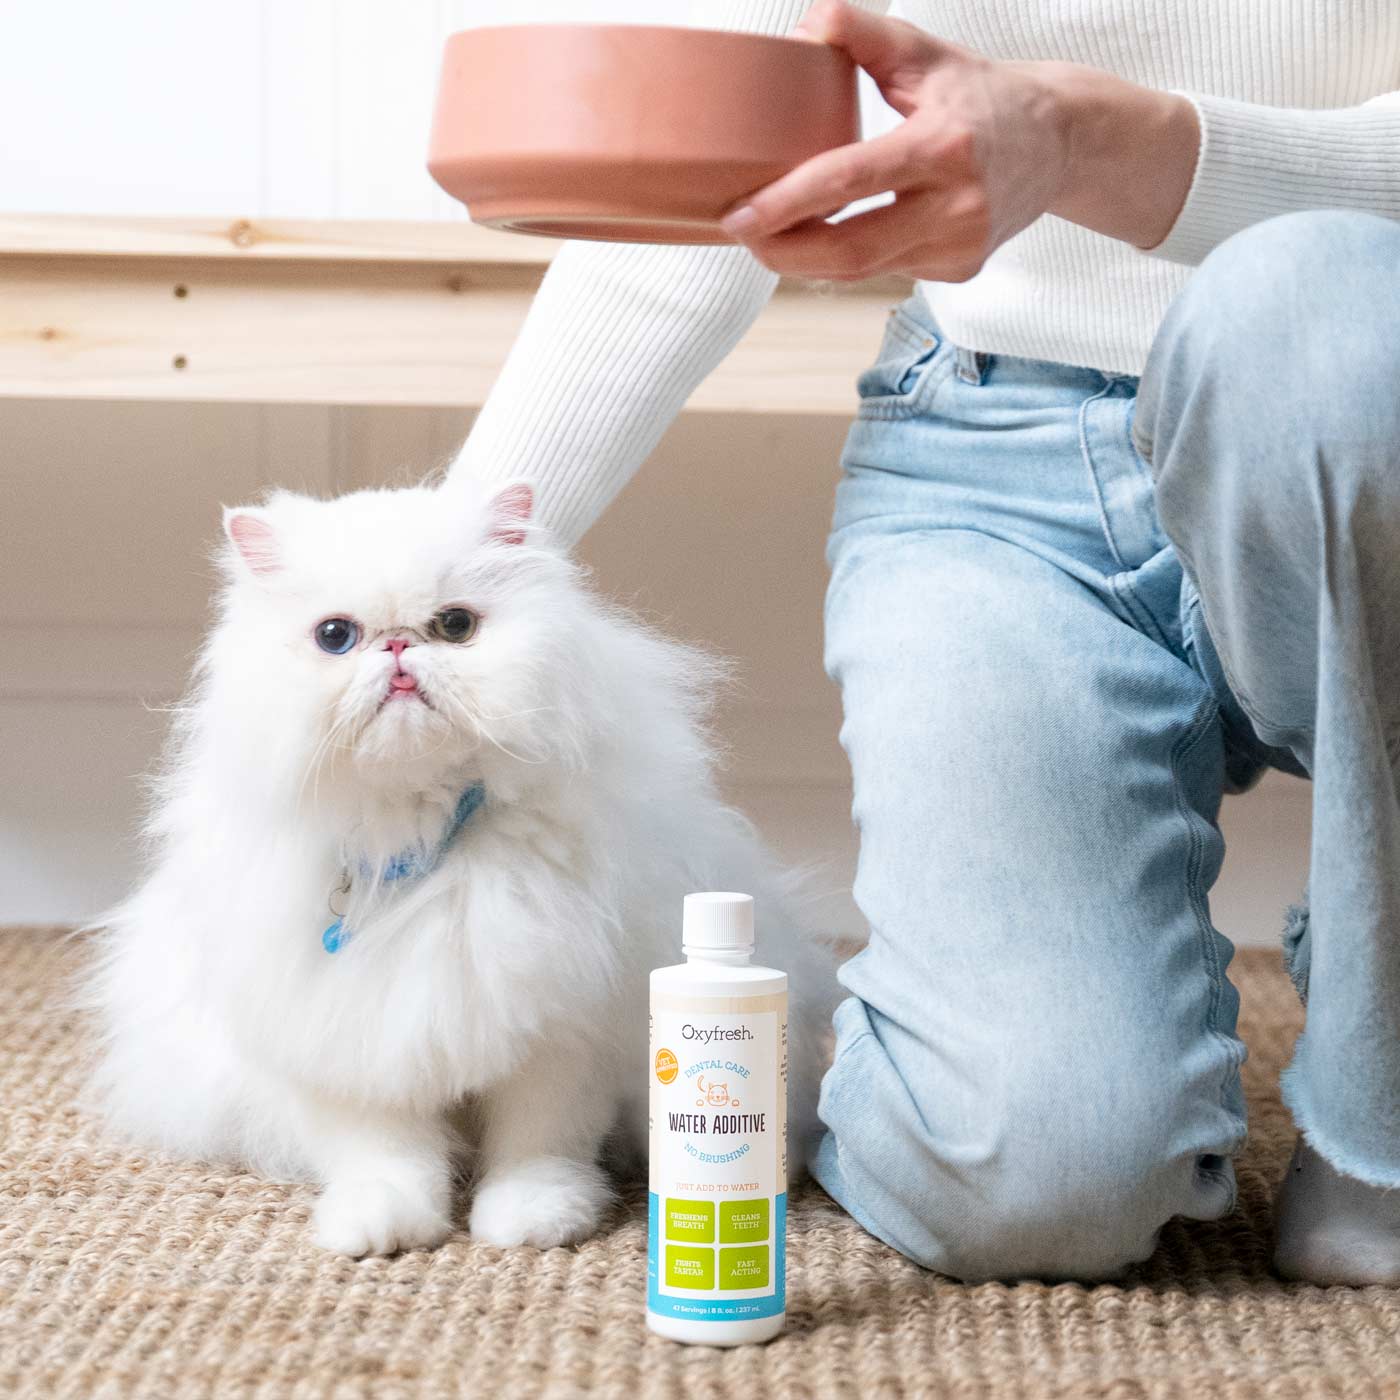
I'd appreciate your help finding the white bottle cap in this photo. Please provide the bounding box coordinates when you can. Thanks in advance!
[682,891,755,955]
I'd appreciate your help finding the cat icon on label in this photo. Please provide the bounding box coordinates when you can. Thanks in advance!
[696,1076,738,1108]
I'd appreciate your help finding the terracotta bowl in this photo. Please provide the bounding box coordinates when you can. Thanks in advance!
[428,24,859,244]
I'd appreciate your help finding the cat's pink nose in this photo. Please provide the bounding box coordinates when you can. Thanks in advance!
[384,638,411,661]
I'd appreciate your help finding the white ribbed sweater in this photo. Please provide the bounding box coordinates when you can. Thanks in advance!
[453,0,1400,543]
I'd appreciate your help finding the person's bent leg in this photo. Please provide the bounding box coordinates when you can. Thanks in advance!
[812,521,1247,1282]
[1136,209,1400,1282]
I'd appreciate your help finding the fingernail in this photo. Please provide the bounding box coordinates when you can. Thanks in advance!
[721,206,758,238]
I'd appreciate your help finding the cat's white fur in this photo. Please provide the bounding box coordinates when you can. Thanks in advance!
[83,479,838,1255]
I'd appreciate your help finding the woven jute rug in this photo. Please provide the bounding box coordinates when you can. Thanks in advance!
[3,927,1399,1399]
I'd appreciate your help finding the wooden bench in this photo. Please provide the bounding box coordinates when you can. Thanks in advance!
[0,215,900,414]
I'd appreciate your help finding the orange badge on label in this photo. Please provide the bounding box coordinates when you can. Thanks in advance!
[654,1048,678,1084]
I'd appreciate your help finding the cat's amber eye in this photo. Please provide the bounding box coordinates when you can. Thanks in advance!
[313,617,360,655]
[430,606,479,644]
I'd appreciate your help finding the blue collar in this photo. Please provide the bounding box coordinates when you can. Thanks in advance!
[323,781,485,954]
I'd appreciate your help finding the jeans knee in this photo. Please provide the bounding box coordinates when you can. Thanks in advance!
[813,1000,1234,1282]
[1145,210,1400,413]
[937,1169,1169,1284]
[818,1097,1192,1282]
[1142,211,1400,552]
[1211,207,1398,268]
[1175,210,1400,346]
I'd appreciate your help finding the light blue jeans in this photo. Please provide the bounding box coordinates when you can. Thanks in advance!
[809,211,1400,1281]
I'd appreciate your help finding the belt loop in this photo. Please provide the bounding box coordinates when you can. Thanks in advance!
[955,347,987,386]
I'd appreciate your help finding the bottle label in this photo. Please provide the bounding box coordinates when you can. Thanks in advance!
[647,990,787,1323]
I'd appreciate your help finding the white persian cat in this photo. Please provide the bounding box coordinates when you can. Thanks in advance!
[84,478,837,1256]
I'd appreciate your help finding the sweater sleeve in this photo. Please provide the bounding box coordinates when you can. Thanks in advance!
[1149,89,1400,267]
[449,241,778,545]
[448,0,889,545]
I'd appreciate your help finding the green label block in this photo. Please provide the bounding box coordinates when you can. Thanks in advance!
[665,1197,715,1244]
[665,1245,715,1290]
[720,1198,770,1244]
[719,1245,770,1291]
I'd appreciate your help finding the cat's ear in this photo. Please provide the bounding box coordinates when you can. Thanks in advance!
[223,507,282,576]
[486,482,534,547]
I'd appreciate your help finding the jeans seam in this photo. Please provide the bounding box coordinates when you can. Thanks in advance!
[1171,697,1247,1151]
[1078,381,1128,573]
[836,1027,876,1056]
[1109,570,1172,654]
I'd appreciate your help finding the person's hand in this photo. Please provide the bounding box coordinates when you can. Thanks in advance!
[720,0,1199,282]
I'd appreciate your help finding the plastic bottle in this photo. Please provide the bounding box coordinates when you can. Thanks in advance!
[647,891,787,1346]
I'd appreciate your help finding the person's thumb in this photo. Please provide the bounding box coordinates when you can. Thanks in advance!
[794,1,950,115]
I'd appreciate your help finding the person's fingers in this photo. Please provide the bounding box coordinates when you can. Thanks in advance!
[722,123,970,241]
[794,0,957,111]
[740,204,931,281]
[739,186,989,282]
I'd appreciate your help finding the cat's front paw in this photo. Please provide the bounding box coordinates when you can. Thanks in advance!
[313,1178,452,1256]
[470,1156,611,1249]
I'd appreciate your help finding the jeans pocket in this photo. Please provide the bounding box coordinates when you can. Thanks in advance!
[856,302,950,419]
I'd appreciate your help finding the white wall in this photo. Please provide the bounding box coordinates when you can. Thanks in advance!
[0,1,1310,947]
[0,0,695,223]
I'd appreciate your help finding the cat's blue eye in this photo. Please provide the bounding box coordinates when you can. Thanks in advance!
[313,617,360,655]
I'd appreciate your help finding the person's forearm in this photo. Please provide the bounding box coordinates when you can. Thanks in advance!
[451,241,777,545]
[1037,63,1200,250]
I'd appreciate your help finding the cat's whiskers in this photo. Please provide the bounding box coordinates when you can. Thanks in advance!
[465,708,549,767]
[297,707,359,811]
[426,685,532,768]
[469,704,558,724]
[297,725,336,808]
[140,698,194,720]
[388,717,461,768]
